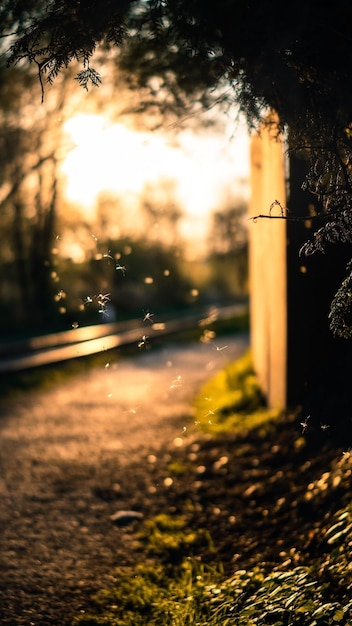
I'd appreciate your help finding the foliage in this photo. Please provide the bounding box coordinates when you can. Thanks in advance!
[71,559,224,626]
[72,503,352,626]
[50,236,194,327]
[4,1,350,130]
[138,513,215,565]
[0,60,70,329]
[206,249,248,301]
[3,1,352,334]
[194,350,280,435]
[67,348,351,626]
[208,203,248,256]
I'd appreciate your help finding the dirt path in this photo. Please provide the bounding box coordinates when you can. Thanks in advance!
[0,334,248,626]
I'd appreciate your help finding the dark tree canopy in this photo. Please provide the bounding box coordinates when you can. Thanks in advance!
[2,1,350,130]
[2,0,352,335]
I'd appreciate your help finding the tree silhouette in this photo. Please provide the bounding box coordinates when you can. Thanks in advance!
[0,63,65,328]
[2,0,352,334]
[209,203,247,256]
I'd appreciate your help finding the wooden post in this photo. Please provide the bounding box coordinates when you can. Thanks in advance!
[249,123,287,408]
[249,123,352,444]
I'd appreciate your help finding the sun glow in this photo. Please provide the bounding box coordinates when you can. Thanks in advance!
[61,113,250,239]
[62,115,185,205]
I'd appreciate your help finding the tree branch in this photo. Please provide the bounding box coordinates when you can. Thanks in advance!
[249,213,331,223]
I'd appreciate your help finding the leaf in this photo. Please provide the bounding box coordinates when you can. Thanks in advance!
[285,591,300,608]
[325,521,346,537]
[295,601,317,613]
[312,603,335,618]
[327,529,349,545]
[75,67,102,90]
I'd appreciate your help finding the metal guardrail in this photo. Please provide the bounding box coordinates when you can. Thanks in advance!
[0,303,247,373]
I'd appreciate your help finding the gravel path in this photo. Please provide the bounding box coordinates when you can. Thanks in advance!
[0,334,248,626]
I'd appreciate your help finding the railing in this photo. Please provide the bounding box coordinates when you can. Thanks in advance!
[0,303,247,373]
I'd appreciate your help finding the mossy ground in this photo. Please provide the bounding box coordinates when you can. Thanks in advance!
[71,352,352,626]
[193,349,280,435]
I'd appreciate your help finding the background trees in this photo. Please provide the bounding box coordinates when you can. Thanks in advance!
[0,62,67,329]
[3,0,352,364]
[0,41,247,335]
[4,0,350,138]
[3,0,352,335]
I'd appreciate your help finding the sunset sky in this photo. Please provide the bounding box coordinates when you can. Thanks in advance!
[61,114,250,244]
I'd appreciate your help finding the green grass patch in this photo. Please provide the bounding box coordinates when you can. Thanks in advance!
[72,505,352,626]
[193,350,280,435]
[167,459,188,477]
[70,348,352,626]
[139,513,215,565]
[72,559,225,626]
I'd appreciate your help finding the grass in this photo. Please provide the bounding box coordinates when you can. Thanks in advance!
[8,318,349,626]
[69,351,292,626]
[70,349,352,624]
[72,505,352,626]
[193,349,280,435]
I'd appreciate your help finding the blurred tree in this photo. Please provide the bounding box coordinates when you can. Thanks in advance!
[209,202,247,256]
[110,237,192,314]
[206,201,248,299]
[52,234,193,323]
[95,191,126,241]
[3,1,350,131]
[0,49,151,332]
[2,0,352,334]
[0,62,67,329]
[94,179,184,248]
[139,178,183,247]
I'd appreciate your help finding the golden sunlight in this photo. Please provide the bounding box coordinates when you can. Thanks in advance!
[62,115,183,206]
[61,113,250,237]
